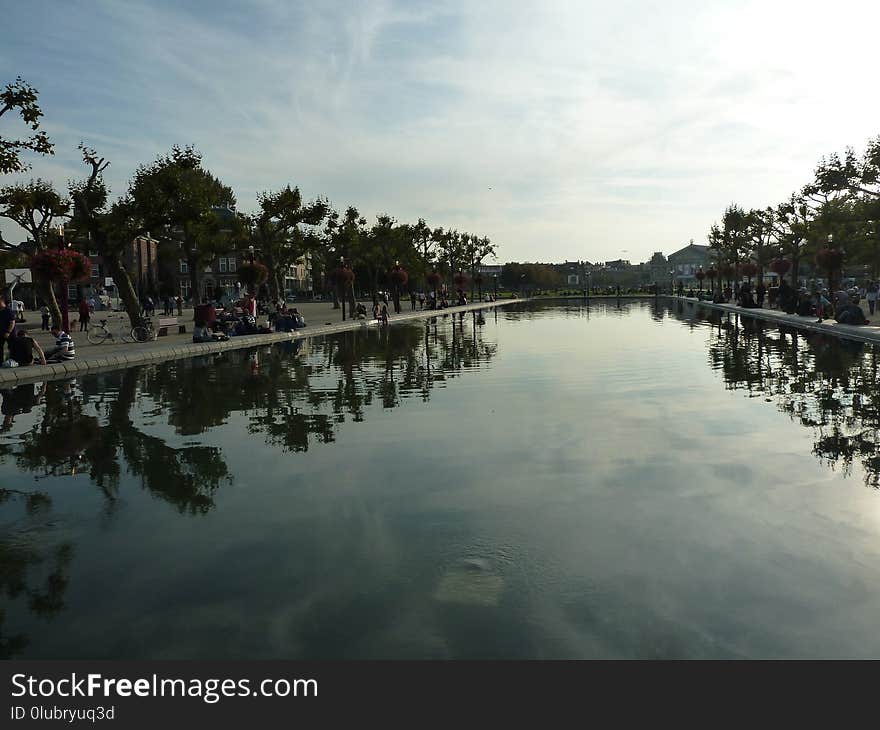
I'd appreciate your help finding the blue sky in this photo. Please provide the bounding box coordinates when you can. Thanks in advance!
[3,0,880,263]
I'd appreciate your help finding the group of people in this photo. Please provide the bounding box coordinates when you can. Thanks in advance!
[191,294,307,343]
[695,278,873,326]
[0,295,76,368]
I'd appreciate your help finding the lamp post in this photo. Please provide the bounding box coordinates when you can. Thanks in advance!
[493,273,497,299]
[670,269,676,296]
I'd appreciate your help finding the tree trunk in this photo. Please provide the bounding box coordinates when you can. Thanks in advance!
[347,281,356,314]
[187,245,201,305]
[104,252,144,328]
[42,279,62,329]
[265,252,280,302]
[790,256,799,288]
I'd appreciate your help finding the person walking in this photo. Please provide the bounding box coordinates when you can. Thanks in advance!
[40,304,50,331]
[755,281,767,308]
[410,291,417,310]
[866,281,878,316]
[176,295,183,317]
[78,298,91,332]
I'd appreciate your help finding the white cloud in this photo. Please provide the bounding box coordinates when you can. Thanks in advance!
[2,0,879,262]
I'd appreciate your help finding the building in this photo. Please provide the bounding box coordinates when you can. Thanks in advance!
[647,252,668,284]
[668,242,710,285]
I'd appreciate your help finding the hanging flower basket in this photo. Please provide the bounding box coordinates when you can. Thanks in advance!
[719,263,734,280]
[331,265,355,285]
[741,262,758,279]
[474,273,484,285]
[453,271,469,289]
[426,271,442,288]
[815,248,844,272]
[389,266,408,287]
[705,267,717,280]
[31,249,92,283]
[695,270,705,282]
[237,261,269,288]
[769,258,790,277]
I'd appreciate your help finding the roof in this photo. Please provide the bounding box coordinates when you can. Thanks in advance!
[668,243,709,260]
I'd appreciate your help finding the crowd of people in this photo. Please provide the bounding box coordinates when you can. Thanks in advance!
[190,293,307,343]
[680,279,876,326]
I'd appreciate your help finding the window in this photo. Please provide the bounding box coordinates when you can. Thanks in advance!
[219,257,228,273]
[180,281,191,299]
[228,258,236,272]
[180,260,188,274]
[91,266,99,279]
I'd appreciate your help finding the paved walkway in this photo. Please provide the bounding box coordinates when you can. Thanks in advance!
[0,299,522,386]
[676,295,880,344]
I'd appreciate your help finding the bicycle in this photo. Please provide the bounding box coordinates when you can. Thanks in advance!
[130,316,155,343]
[87,317,130,345]
[86,316,154,345]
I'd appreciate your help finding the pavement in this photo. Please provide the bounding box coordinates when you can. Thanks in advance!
[0,298,522,386]
[676,295,880,344]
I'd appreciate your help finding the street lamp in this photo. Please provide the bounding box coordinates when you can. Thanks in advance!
[670,269,676,296]
[493,273,497,299]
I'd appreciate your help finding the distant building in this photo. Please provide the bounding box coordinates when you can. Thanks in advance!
[668,242,710,284]
[647,252,668,284]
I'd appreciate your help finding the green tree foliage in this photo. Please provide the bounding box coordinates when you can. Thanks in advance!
[252,185,328,301]
[126,146,235,302]
[0,77,53,175]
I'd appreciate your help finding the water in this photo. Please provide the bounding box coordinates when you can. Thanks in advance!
[4,300,880,659]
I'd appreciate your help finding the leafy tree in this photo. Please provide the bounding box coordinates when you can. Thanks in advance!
[127,146,235,302]
[68,145,145,327]
[253,185,328,301]
[0,77,53,175]
[0,179,68,323]
[772,194,815,286]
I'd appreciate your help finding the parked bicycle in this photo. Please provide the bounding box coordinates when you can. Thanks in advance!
[87,316,155,345]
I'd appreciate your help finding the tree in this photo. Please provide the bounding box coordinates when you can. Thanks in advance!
[745,207,778,284]
[253,185,328,301]
[323,206,365,314]
[0,77,53,175]
[0,179,68,324]
[813,136,880,201]
[773,194,814,287]
[127,146,235,303]
[68,145,145,327]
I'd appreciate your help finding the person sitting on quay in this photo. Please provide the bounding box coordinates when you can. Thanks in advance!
[378,304,389,326]
[355,303,368,320]
[798,290,817,317]
[44,326,75,363]
[835,294,870,325]
[457,291,468,306]
[1,330,47,367]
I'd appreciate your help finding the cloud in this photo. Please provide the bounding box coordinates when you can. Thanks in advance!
[2,0,880,262]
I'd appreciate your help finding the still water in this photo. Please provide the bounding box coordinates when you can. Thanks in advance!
[4,300,880,659]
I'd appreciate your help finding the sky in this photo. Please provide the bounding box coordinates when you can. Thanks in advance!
[3,0,880,265]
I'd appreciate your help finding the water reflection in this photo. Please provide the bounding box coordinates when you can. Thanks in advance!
[676,305,880,489]
[0,312,497,657]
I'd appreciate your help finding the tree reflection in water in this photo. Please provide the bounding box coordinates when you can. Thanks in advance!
[682,306,880,488]
[0,313,497,656]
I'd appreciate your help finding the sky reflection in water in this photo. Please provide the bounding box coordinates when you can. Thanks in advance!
[3,301,880,659]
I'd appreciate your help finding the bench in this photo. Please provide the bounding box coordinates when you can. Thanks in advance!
[157,317,187,336]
